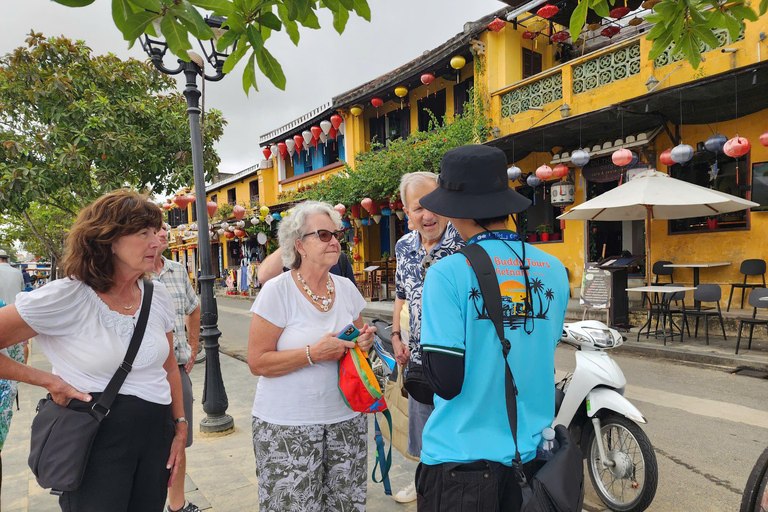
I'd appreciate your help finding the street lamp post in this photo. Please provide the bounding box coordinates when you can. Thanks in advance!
[141,18,235,434]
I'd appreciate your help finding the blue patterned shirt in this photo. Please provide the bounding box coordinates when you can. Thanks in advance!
[395,223,465,364]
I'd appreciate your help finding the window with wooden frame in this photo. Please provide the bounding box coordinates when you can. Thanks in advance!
[522,48,543,79]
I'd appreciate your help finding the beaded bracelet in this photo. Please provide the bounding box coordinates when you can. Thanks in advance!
[306,345,315,366]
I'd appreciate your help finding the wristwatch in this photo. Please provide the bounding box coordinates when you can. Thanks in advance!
[173,417,188,425]
[391,330,401,339]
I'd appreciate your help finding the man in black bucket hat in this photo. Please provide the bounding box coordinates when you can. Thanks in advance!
[414,145,570,511]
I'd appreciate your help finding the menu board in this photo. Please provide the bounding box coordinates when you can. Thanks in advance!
[580,263,611,309]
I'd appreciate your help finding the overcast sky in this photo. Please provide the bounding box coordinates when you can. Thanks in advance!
[3,0,503,175]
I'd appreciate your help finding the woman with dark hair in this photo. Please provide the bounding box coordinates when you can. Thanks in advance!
[0,189,186,512]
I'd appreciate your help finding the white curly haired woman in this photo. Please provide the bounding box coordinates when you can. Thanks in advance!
[247,200,376,512]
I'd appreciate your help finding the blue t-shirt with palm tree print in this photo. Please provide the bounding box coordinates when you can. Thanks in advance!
[420,232,569,466]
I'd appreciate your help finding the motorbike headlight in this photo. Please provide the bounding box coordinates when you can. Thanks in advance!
[583,328,614,347]
[571,331,591,344]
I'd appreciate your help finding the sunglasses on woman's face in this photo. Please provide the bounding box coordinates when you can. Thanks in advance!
[302,229,346,243]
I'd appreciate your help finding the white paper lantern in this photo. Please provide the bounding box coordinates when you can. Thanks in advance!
[250,217,259,225]
[507,166,522,181]
[571,149,590,167]
[671,143,694,164]
[220,222,229,229]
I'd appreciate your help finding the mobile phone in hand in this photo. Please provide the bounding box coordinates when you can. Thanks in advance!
[337,324,360,342]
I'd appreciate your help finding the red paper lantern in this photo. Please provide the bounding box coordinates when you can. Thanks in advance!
[421,73,435,87]
[760,130,768,147]
[361,197,374,213]
[612,148,633,167]
[550,31,570,43]
[351,203,361,218]
[601,26,621,38]
[334,203,346,216]
[371,98,384,108]
[724,136,751,157]
[353,236,360,244]
[537,4,559,18]
[162,202,173,210]
[329,126,338,140]
[234,228,247,238]
[487,17,506,32]
[233,204,245,221]
[261,147,271,160]
[522,30,537,39]
[353,254,361,261]
[552,163,569,178]
[277,142,288,159]
[609,6,631,18]
[330,114,343,130]
[293,134,304,153]
[224,231,235,239]
[206,201,218,217]
[660,148,674,166]
[311,125,322,140]
[173,195,193,210]
[536,165,553,180]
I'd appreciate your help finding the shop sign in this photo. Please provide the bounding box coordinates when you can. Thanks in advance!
[580,263,611,310]
[582,156,621,183]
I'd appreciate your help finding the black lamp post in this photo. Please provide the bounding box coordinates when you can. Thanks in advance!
[142,17,235,434]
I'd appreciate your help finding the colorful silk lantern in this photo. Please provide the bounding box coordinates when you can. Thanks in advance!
[331,114,343,130]
[233,205,245,221]
[224,231,235,239]
[260,205,269,217]
[206,201,218,217]
[329,126,338,140]
[285,138,295,156]
[278,142,288,159]
[320,120,332,135]
[535,165,553,180]
[350,105,363,117]
[628,17,643,26]
[302,130,313,146]
[705,133,727,153]
[601,26,620,38]
[162,202,172,210]
[361,197,374,214]
[450,55,466,83]
[272,212,282,221]
[394,86,408,109]
[270,144,279,158]
[234,228,246,238]
[527,174,542,187]
[609,6,631,18]
[487,17,506,32]
[552,163,569,178]
[351,203,361,218]
[537,4,559,18]
[522,30,537,39]
[371,97,384,117]
[724,135,751,157]
[311,126,322,141]
[760,130,768,147]
[671,144,694,164]
[294,134,304,154]
[421,73,435,96]
[550,31,570,43]
[251,217,259,225]
[173,195,193,210]
[507,166,522,181]
[571,149,590,167]
[612,148,633,167]
[659,148,675,166]
[334,203,346,216]
[262,147,271,160]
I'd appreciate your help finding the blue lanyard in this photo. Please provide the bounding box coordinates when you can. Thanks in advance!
[468,230,521,245]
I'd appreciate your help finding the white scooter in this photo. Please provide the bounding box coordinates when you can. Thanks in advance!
[556,320,658,512]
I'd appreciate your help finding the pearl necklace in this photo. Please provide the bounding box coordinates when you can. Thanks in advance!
[296,271,335,311]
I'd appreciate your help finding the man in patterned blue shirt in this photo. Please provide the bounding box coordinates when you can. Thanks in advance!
[391,172,464,503]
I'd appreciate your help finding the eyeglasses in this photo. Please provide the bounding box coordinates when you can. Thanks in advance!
[302,229,346,243]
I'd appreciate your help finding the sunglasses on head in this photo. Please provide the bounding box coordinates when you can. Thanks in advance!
[302,229,346,242]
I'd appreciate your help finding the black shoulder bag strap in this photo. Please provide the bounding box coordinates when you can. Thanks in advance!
[459,244,525,468]
[90,280,154,422]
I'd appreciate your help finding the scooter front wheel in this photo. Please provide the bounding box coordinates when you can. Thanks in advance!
[740,445,768,512]
[587,412,658,512]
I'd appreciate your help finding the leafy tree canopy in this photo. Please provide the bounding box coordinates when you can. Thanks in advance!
[0,33,226,260]
[53,0,371,94]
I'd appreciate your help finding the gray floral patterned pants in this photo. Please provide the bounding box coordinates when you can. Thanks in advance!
[251,414,368,512]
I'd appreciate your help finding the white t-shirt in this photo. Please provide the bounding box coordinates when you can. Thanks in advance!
[250,271,367,425]
[15,278,175,405]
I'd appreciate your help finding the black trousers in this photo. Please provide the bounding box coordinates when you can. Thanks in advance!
[59,394,174,512]
[416,460,524,512]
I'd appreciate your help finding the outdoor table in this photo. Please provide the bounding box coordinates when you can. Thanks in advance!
[663,262,731,308]
[627,285,697,341]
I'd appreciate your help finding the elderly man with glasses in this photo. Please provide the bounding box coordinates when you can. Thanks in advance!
[390,172,464,503]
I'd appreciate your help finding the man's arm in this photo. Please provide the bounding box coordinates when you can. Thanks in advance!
[257,247,285,285]
[183,305,200,373]
[391,297,409,366]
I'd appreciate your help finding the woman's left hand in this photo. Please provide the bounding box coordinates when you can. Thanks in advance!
[357,324,377,352]
[166,424,188,487]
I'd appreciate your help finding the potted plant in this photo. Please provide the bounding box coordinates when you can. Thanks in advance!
[536,223,553,242]
[527,233,538,243]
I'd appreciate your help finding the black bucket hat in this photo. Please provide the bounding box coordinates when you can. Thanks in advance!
[419,145,532,219]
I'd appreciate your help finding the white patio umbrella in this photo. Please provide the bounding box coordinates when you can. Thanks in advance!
[557,170,759,285]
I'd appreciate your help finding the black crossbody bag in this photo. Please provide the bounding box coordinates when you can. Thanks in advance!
[459,244,583,512]
[28,281,154,494]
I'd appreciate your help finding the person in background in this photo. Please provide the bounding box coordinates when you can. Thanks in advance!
[247,201,375,512]
[20,266,32,290]
[416,145,569,511]
[0,250,26,506]
[152,225,201,512]
[390,172,464,504]
[0,190,187,512]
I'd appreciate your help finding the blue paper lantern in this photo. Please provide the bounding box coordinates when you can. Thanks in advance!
[272,212,282,221]
[705,133,727,153]
[380,207,392,216]
[527,174,542,187]
[507,166,522,181]
[571,149,590,167]
[671,143,694,164]
[341,220,352,228]
[629,152,639,167]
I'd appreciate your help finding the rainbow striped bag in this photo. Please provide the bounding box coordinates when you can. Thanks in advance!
[338,344,387,414]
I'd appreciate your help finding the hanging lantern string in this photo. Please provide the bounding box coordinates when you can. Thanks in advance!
[679,90,684,142]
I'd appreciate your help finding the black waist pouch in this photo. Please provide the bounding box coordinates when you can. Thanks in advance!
[404,361,434,406]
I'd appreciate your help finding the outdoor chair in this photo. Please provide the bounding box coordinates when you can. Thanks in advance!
[659,285,690,345]
[734,288,768,354]
[644,260,675,307]
[727,259,766,312]
[681,284,727,345]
